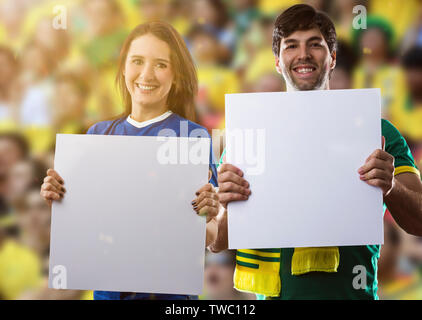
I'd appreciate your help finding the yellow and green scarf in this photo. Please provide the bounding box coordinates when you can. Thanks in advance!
[234,247,340,297]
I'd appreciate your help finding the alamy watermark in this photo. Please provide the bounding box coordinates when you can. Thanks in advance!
[52,5,67,30]
[352,5,367,30]
[352,265,367,290]
[155,121,266,176]
[52,264,67,289]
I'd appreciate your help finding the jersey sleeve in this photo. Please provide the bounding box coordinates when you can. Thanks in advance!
[86,125,95,135]
[209,138,219,188]
[382,119,420,177]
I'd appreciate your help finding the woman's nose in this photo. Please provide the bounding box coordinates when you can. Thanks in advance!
[139,63,155,82]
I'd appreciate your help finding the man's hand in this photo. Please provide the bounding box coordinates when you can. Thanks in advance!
[358,136,395,196]
[217,163,251,208]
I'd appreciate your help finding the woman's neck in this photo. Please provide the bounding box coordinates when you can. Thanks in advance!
[130,103,170,122]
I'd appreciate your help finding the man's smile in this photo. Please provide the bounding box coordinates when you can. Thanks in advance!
[292,64,317,78]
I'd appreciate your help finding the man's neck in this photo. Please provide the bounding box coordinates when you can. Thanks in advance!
[286,82,330,92]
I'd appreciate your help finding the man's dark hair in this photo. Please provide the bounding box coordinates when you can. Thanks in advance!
[272,4,337,57]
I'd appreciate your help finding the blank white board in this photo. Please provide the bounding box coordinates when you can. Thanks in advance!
[225,89,383,249]
[49,134,210,295]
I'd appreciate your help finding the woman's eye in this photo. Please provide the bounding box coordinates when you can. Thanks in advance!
[133,59,142,65]
[157,63,167,68]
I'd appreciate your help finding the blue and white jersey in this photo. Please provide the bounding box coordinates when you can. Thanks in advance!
[87,111,218,300]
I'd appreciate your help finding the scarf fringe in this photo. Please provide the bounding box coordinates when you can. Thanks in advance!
[234,266,281,297]
[291,247,340,275]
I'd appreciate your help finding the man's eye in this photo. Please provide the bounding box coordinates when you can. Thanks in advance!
[311,43,322,47]
[286,45,297,49]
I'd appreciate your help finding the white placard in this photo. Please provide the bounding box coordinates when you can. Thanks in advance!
[49,134,210,295]
[225,89,383,249]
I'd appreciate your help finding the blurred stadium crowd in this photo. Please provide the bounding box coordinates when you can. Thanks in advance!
[0,0,422,300]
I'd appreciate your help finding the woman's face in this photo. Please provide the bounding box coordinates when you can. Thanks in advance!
[124,33,174,111]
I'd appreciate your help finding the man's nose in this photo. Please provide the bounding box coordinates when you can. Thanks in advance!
[298,43,312,60]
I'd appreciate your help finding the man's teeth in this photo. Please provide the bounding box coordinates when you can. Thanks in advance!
[136,84,156,90]
[296,68,314,73]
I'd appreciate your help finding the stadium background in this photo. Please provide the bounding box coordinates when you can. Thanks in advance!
[0,0,421,300]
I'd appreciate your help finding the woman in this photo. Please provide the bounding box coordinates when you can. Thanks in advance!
[40,22,220,300]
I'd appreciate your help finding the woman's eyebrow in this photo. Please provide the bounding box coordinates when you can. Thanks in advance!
[129,54,170,63]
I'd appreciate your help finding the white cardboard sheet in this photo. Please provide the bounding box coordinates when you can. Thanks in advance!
[225,89,383,249]
[48,134,210,295]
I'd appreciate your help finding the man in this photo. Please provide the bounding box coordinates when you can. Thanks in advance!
[210,4,422,300]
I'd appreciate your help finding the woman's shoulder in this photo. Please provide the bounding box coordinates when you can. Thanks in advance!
[168,113,210,137]
[86,116,126,134]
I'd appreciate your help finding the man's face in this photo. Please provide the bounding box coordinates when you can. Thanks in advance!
[275,28,336,91]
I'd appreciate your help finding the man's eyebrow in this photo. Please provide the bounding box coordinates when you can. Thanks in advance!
[306,36,324,43]
[283,38,299,44]
[283,36,324,44]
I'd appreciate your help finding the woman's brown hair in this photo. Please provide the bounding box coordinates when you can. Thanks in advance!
[116,21,197,122]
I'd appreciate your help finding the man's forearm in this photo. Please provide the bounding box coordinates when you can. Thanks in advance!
[206,218,218,247]
[385,178,422,236]
[209,208,228,252]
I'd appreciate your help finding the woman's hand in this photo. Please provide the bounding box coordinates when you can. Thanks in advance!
[191,183,219,223]
[40,169,66,206]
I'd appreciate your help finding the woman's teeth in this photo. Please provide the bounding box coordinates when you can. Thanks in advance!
[136,84,157,90]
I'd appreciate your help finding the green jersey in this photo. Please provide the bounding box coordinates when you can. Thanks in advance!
[220,119,420,300]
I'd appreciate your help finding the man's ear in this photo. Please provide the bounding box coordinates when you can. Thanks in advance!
[330,50,337,71]
[275,56,283,75]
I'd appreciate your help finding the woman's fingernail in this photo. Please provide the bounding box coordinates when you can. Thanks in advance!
[191,200,196,205]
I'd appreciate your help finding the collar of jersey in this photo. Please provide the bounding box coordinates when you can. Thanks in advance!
[126,110,173,128]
